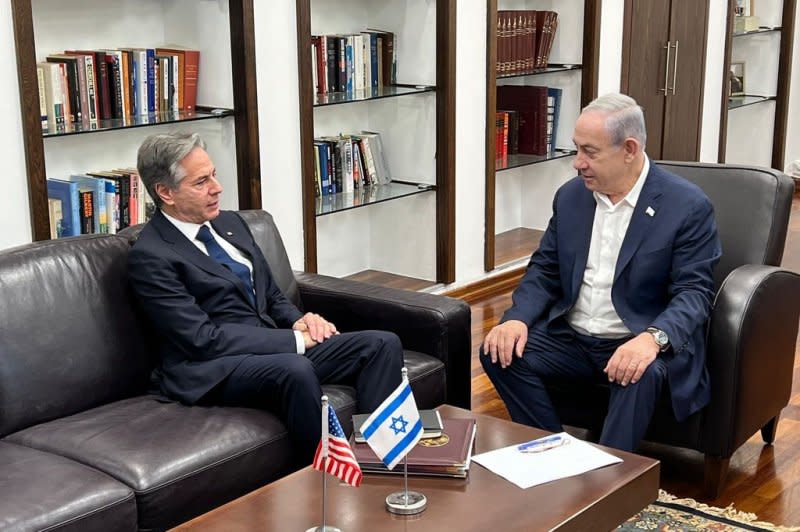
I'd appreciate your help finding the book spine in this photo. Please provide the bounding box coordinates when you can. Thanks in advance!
[183,50,199,111]
[36,65,47,129]
[79,189,94,234]
[97,53,111,119]
[146,49,156,113]
[82,54,98,122]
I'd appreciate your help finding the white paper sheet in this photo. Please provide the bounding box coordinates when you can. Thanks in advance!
[471,432,623,489]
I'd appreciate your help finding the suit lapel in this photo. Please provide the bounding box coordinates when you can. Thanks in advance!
[210,213,263,311]
[569,188,597,298]
[152,211,256,308]
[614,167,664,283]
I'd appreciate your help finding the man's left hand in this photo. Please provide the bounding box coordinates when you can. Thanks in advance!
[293,312,338,343]
[604,333,660,386]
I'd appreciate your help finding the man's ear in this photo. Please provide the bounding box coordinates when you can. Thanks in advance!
[155,183,175,206]
[623,138,640,162]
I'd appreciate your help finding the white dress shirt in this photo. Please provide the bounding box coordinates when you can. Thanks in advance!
[161,211,306,353]
[566,156,650,338]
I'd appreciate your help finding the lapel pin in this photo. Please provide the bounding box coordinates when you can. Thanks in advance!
[645,206,655,217]
[226,231,233,236]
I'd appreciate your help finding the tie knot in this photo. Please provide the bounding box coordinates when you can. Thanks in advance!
[196,225,214,243]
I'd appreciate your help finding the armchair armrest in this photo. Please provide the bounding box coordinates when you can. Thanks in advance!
[295,272,472,408]
[704,264,800,455]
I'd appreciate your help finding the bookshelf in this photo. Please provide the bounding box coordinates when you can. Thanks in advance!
[718,0,796,169]
[11,0,261,241]
[484,0,600,271]
[295,0,456,284]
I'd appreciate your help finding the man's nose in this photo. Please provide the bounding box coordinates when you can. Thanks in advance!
[210,176,223,194]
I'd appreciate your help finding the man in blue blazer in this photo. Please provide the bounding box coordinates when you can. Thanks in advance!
[482,94,721,451]
[128,132,402,462]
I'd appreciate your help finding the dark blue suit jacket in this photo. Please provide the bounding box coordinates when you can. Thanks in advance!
[128,210,303,404]
[502,163,722,421]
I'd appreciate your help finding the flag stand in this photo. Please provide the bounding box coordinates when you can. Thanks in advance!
[307,395,343,532]
[385,441,426,515]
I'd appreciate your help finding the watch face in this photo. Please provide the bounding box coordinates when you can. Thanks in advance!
[655,330,668,345]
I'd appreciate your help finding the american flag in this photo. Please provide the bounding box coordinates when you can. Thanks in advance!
[312,404,362,487]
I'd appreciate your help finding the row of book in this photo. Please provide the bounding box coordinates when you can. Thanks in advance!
[496,85,562,159]
[37,46,199,131]
[313,131,390,197]
[46,170,154,239]
[496,10,559,77]
[311,30,396,95]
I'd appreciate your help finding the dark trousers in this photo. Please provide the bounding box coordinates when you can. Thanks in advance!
[481,323,668,452]
[208,330,403,462]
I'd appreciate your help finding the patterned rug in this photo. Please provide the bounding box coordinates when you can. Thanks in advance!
[619,490,800,531]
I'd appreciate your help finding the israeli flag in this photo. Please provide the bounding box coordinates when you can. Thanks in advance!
[359,375,423,470]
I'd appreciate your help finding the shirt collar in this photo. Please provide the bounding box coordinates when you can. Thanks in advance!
[161,210,210,243]
[594,154,650,210]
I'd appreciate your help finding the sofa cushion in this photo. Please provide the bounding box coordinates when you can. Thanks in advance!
[5,396,293,530]
[0,236,151,437]
[0,441,136,532]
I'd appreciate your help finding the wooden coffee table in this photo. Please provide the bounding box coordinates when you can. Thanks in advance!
[173,405,659,531]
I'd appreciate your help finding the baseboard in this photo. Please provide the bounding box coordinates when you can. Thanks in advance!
[442,266,525,303]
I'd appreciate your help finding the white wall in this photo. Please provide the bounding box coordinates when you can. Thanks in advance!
[0,0,32,250]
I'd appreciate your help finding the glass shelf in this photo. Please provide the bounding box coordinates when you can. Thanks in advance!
[313,84,436,107]
[496,149,576,172]
[316,181,435,216]
[728,95,776,110]
[733,26,782,37]
[42,107,235,138]
[497,63,582,81]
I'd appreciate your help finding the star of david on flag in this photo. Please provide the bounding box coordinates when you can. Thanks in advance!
[358,372,422,470]
[312,403,362,487]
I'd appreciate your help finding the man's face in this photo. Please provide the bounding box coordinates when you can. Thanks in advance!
[157,147,223,224]
[572,111,630,197]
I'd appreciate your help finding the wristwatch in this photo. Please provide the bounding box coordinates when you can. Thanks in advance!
[646,327,670,352]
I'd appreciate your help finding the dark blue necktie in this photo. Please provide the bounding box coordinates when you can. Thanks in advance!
[196,225,255,306]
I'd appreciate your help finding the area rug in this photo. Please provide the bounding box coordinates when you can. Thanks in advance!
[619,490,800,531]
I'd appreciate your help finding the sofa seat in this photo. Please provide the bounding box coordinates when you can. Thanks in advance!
[0,441,136,532]
[4,396,293,530]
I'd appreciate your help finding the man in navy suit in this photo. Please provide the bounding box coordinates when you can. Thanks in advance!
[128,132,402,462]
[481,94,721,452]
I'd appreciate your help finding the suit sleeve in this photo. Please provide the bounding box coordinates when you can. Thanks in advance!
[500,189,564,327]
[128,246,299,361]
[650,195,721,352]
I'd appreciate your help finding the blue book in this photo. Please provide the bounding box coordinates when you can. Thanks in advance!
[46,178,80,237]
[314,142,331,196]
[67,174,108,233]
[146,49,156,113]
[345,39,354,93]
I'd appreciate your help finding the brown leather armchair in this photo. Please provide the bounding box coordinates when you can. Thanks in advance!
[546,162,800,497]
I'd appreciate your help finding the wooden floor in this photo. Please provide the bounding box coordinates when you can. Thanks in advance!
[343,269,437,291]
[470,194,800,526]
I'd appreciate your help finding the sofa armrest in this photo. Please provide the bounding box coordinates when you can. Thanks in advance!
[704,264,800,455]
[295,272,472,408]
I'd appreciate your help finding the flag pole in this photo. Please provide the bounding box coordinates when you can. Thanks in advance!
[307,395,342,532]
[385,367,427,515]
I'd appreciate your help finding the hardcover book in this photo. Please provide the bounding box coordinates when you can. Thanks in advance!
[351,417,476,478]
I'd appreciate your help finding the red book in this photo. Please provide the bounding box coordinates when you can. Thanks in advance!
[497,85,548,155]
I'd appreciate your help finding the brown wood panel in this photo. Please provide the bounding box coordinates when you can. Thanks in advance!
[468,193,800,526]
[436,0,457,283]
[773,0,797,170]
[662,0,708,161]
[581,0,602,106]
[621,0,670,159]
[494,227,542,266]
[229,0,262,209]
[295,0,317,273]
[717,0,736,163]
[485,0,498,273]
[11,0,48,241]
[342,270,437,291]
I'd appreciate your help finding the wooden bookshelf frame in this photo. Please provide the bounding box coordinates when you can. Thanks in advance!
[717,0,796,168]
[484,0,601,272]
[295,0,457,283]
[11,0,262,241]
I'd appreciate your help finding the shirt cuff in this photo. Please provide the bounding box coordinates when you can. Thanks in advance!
[293,330,306,355]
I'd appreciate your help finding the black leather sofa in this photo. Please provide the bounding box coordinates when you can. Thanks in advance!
[0,210,470,531]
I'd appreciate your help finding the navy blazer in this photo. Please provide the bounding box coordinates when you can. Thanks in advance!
[128,210,304,404]
[502,163,722,421]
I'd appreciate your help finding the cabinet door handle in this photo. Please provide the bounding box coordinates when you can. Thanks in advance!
[661,41,672,95]
[670,41,679,95]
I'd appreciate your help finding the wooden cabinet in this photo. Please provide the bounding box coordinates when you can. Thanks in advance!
[295,0,456,284]
[484,0,600,271]
[11,0,261,241]
[621,0,709,161]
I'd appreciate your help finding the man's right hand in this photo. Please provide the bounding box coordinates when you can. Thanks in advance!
[301,331,318,350]
[483,320,528,368]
